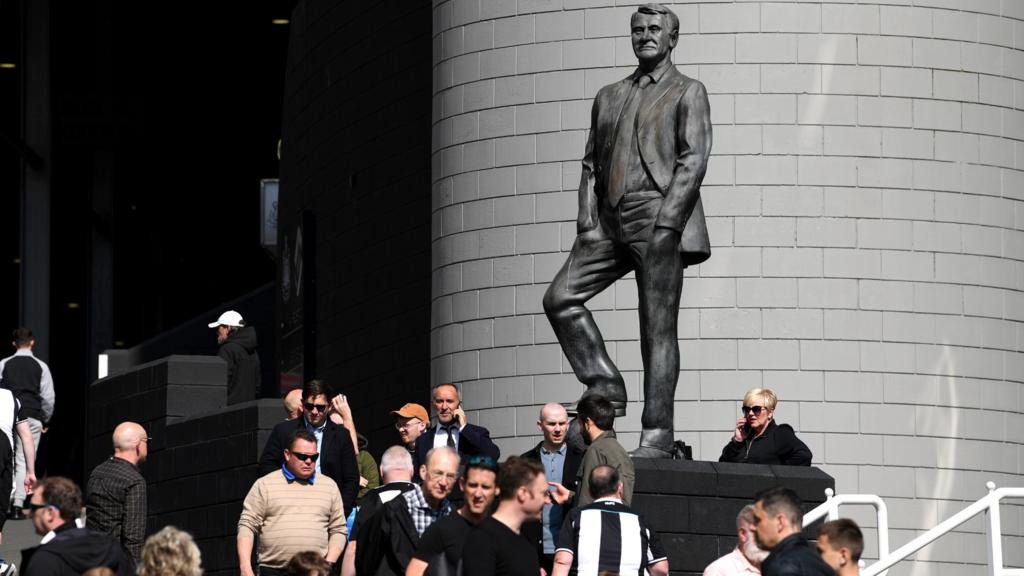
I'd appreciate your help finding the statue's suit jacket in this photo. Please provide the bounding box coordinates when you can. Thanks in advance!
[578,64,713,266]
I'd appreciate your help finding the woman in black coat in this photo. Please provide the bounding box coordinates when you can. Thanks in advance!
[719,387,812,465]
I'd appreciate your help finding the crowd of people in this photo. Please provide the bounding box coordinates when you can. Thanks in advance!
[0,316,863,576]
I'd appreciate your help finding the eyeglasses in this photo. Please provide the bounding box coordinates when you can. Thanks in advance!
[395,419,422,430]
[742,405,766,416]
[304,403,329,412]
[26,501,55,514]
[290,452,320,463]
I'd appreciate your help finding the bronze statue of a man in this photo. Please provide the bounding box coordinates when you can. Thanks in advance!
[542,3,712,458]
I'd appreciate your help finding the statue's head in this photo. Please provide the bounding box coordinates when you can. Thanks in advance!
[631,4,679,66]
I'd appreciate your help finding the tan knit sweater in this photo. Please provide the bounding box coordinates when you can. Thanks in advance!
[237,469,346,568]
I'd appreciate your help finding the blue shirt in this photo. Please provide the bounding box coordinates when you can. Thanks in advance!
[540,443,567,553]
[304,416,327,474]
[281,462,316,484]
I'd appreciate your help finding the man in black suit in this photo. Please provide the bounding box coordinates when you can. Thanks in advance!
[258,379,360,514]
[413,384,499,503]
[521,402,584,574]
[542,3,713,457]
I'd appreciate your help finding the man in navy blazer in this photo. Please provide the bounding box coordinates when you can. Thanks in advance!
[543,3,713,458]
[258,380,360,514]
[413,384,499,503]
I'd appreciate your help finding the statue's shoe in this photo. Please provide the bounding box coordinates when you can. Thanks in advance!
[561,385,628,416]
[629,443,675,459]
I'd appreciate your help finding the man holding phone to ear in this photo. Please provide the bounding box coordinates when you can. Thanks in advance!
[413,384,499,504]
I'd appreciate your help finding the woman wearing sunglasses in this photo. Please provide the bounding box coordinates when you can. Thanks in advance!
[719,388,812,465]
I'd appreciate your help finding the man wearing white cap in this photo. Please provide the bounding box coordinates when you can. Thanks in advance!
[209,310,261,405]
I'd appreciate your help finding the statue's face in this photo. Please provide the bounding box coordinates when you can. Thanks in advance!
[631,12,676,65]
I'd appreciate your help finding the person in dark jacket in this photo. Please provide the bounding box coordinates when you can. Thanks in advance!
[208,310,260,405]
[720,387,812,465]
[258,379,360,515]
[355,447,459,576]
[752,486,835,576]
[520,402,584,573]
[413,384,499,504]
[22,477,132,576]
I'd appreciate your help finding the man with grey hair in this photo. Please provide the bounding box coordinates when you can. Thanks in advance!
[341,446,418,576]
[704,504,769,575]
[542,2,713,458]
[356,447,459,576]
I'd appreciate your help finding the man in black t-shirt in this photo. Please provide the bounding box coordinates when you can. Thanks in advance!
[463,457,566,576]
[407,455,499,576]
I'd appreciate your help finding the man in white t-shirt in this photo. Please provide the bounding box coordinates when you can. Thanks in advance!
[0,387,39,574]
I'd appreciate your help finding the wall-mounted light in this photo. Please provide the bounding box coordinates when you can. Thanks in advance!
[0,63,16,69]
[271,19,289,25]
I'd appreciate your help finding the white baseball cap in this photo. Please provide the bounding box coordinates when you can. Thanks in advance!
[208,310,245,328]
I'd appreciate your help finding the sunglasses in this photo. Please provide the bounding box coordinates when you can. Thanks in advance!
[291,451,320,463]
[304,403,329,412]
[742,405,766,416]
[465,455,499,472]
[26,501,55,513]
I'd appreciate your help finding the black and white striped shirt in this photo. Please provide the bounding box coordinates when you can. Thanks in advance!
[556,498,667,576]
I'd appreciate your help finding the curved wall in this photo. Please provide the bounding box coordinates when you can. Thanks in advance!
[430,2,1024,572]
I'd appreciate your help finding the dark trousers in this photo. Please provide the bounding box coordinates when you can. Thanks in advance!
[258,566,289,576]
[543,190,684,432]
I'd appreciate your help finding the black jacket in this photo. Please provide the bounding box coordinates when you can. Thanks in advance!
[218,325,260,405]
[520,440,584,556]
[21,524,133,576]
[719,420,812,465]
[258,417,360,514]
[761,533,836,576]
[354,492,424,576]
[413,423,500,503]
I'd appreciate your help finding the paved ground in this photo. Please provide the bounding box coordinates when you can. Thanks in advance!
[0,517,37,571]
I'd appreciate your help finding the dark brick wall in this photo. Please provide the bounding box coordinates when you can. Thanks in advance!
[277,0,434,457]
[88,356,282,575]
[632,459,835,576]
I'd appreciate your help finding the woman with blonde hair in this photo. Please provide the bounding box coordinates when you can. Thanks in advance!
[719,388,812,465]
[138,526,202,576]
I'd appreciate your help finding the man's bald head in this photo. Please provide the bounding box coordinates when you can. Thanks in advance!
[112,422,149,465]
[537,402,569,448]
[284,389,303,419]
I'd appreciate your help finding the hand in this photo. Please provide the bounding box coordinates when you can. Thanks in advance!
[548,482,571,505]
[240,565,256,576]
[331,394,353,423]
[359,476,369,488]
[453,407,466,430]
[734,417,748,442]
[25,472,36,495]
[41,426,49,434]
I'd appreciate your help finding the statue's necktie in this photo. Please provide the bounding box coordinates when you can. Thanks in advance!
[606,74,652,208]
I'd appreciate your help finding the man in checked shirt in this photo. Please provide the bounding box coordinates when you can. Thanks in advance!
[85,421,150,565]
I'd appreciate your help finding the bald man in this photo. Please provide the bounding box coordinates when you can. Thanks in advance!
[85,421,150,565]
[521,403,584,573]
[283,388,303,420]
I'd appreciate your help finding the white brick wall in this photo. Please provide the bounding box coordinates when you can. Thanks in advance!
[431,3,1024,573]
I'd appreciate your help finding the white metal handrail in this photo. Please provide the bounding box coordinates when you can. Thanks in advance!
[803,483,1024,576]
[803,488,890,576]
[863,483,1024,576]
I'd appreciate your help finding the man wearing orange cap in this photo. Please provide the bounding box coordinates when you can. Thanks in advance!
[391,403,428,457]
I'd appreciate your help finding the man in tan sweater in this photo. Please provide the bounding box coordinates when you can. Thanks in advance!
[238,429,346,576]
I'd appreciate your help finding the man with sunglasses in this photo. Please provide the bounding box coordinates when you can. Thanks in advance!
[84,421,150,566]
[258,379,360,515]
[20,477,131,575]
[406,454,500,576]
[238,429,346,576]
